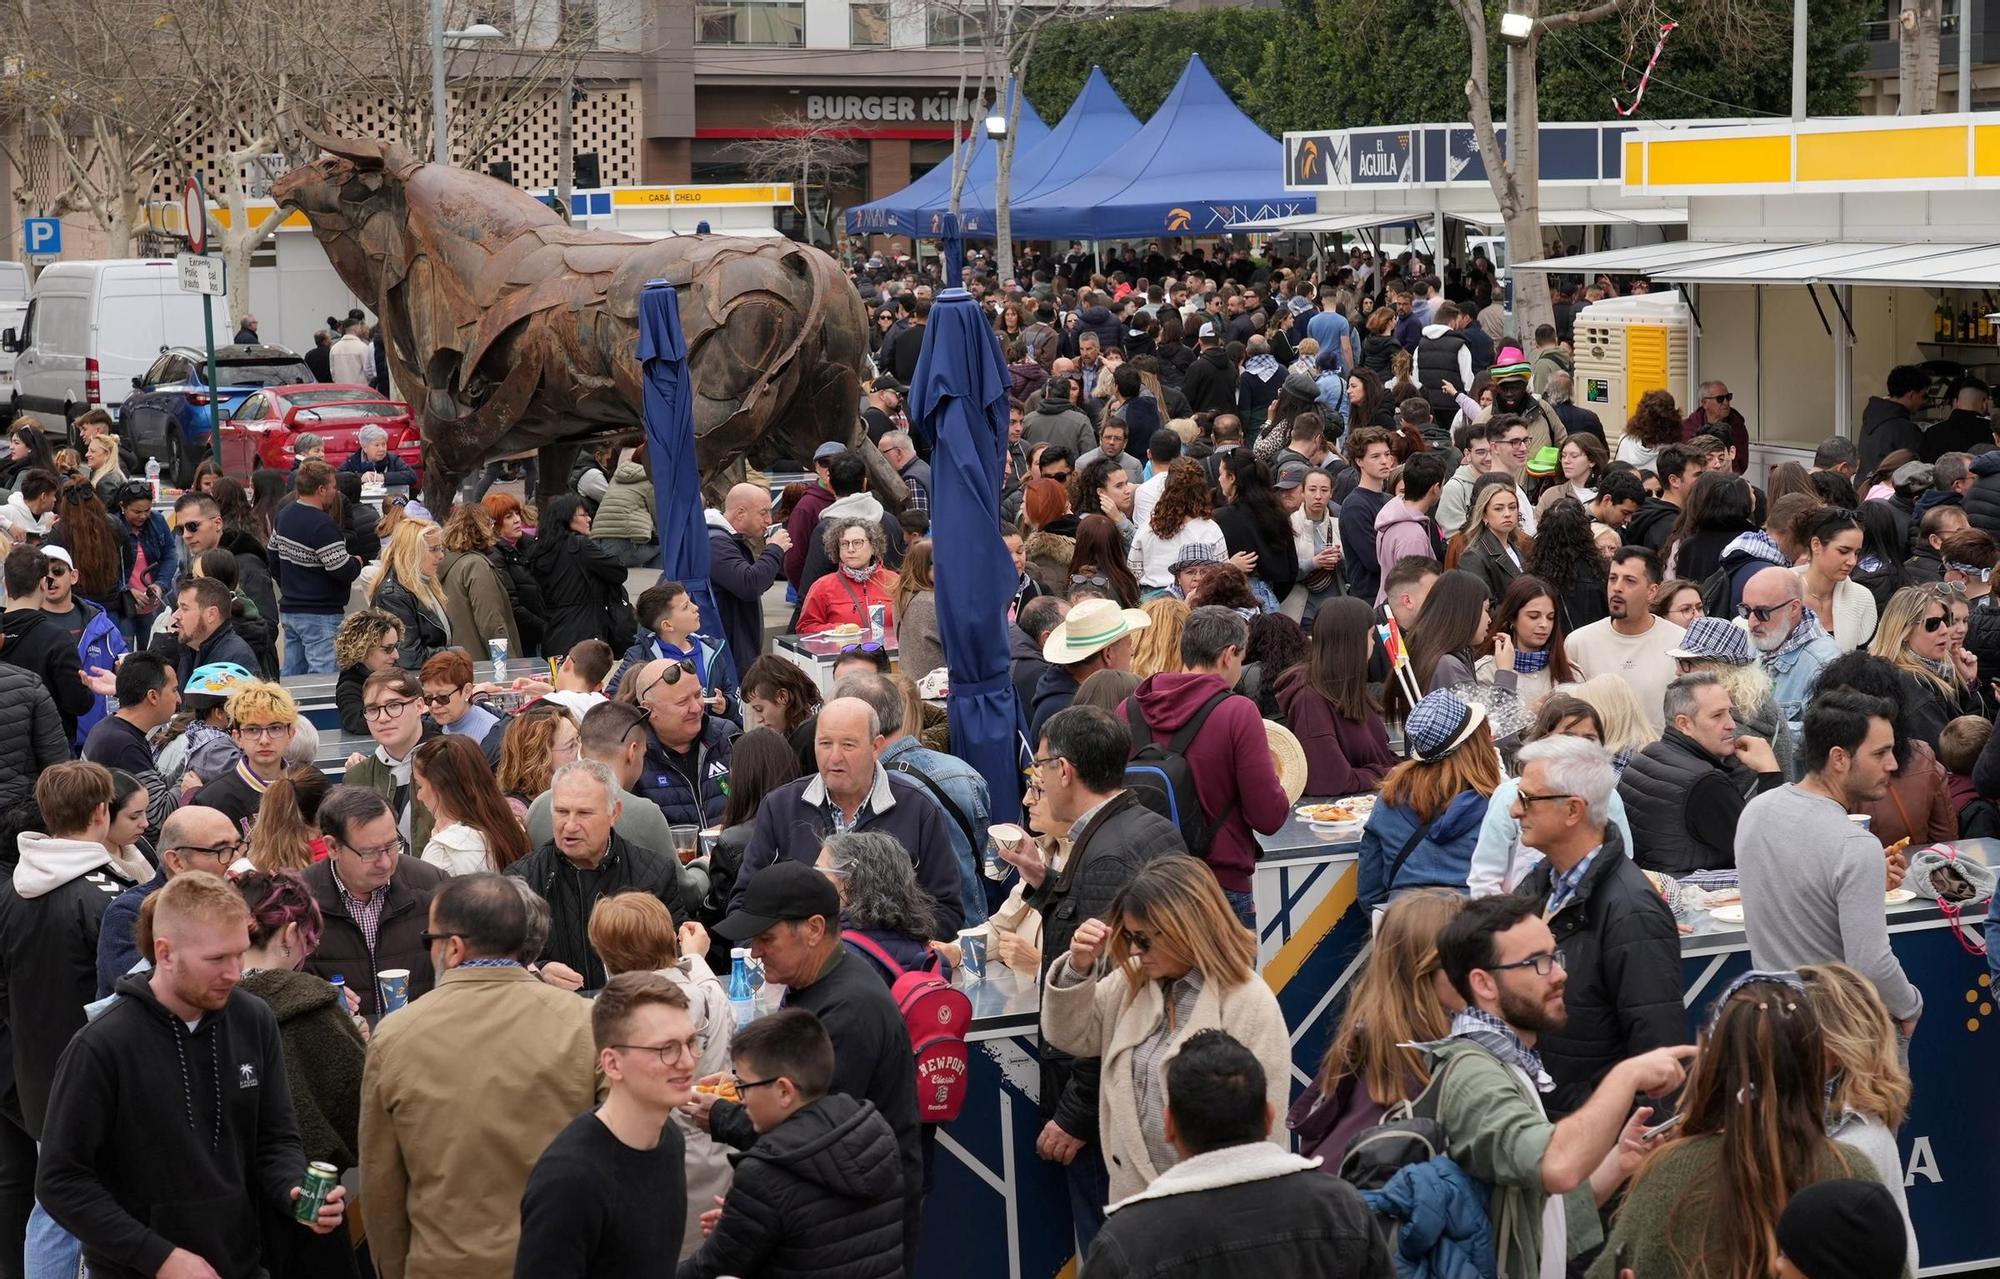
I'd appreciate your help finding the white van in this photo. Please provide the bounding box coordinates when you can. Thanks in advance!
[4,259,209,435]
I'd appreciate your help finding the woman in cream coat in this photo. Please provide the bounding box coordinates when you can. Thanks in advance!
[1041,855,1290,1203]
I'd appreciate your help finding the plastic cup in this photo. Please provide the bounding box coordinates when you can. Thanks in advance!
[378,969,411,1013]
[985,824,1025,879]
[1848,813,1873,833]
[957,929,987,981]
[669,825,700,865]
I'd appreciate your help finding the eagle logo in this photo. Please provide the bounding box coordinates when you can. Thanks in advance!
[1165,208,1192,231]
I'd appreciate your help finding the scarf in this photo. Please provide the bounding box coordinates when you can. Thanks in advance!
[1412,1007,1555,1094]
[1764,608,1832,665]
[839,562,880,585]
[1721,528,1788,569]
[1244,353,1281,382]
[1513,647,1551,674]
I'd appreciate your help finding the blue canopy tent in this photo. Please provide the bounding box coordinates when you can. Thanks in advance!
[1002,54,1316,242]
[954,66,1140,237]
[640,278,735,689]
[907,287,1024,839]
[843,83,1049,239]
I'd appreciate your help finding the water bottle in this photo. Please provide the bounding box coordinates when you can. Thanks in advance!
[144,455,161,501]
[728,947,755,1029]
[488,638,508,694]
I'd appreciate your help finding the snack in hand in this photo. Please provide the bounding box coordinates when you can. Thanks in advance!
[696,1079,742,1102]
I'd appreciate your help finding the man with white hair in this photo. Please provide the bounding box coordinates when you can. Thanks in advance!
[730,696,965,935]
[505,759,685,989]
[707,482,791,676]
[1740,565,1841,739]
[1512,734,1688,1117]
[877,429,931,512]
[336,423,417,487]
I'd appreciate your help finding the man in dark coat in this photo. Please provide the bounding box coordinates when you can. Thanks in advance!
[1921,379,1993,462]
[1617,670,1781,882]
[1512,737,1689,1119]
[302,786,449,1018]
[1857,364,1930,479]
[1010,706,1185,1253]
[0,546,95,744]
[1178,322,1237,415]
[506,761,688,989]
[707,486,789,680]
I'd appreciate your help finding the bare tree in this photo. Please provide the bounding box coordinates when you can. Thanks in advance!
[1447,0,1779,338]
[1898,0,1942,114]
[718,114,864,248]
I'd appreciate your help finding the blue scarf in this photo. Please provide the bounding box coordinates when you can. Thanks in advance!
[1414,1008,1555,1093]
[1513,648,1551,674]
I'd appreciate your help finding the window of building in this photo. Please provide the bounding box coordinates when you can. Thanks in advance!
[924,8,982,45]
[696,0,804,45]
[691,141,756,183]
[850,1,889,45]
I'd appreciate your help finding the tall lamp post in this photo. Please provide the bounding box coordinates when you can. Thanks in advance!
[429,4,504,166]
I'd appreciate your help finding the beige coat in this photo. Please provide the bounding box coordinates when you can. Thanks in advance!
[439,548,522,654]
[360,964,602,1279]
[1041,957,1291,1203]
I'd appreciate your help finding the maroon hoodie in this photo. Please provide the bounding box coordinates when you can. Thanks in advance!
[783,482,835,588]
[1123,671,1291,892]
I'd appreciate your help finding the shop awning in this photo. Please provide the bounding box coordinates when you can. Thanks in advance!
[1225,211,1423,233]
[1520,238,2000,287]
[1809,242,2000,288]
[1648,240,1996,284]
[1233,206,1686,234]
[1512,240,1810,275]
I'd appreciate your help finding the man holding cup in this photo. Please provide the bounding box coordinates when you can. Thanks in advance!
[302,785,448,1019]
[1000,705,1186,1253]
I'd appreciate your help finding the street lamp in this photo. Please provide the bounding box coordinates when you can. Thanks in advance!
[983,115,1008,139]
[430,7,505,166]
[1498,11,1534,43]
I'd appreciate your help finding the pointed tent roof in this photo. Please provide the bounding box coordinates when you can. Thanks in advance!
[843,83,1050,238]
[955,67,1140,238]
[1004,54,1315,242]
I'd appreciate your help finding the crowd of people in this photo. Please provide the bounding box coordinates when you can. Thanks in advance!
[0,234,1976,1279]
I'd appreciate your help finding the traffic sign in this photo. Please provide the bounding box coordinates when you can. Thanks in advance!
[181,179,206,253]
[176,253,223,295]
[23,218,59,255]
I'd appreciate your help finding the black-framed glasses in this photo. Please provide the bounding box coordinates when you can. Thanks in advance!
[1120,928,1154,953]
[612,1037,701,1066]
[420,686,468,707]
[169,839,244,862]
[363,697,420,722]
[374,641,401,657]
[1920,613,1949,633]
[1737,600,1798,623]
[1515,790,1576,807]
[1488,949,1566,977]
[419,930,460,947]
[342,836,408,864]
[732,1074,786,1094]
[233,722,292,739]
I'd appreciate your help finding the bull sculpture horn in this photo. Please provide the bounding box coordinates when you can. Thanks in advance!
[296,124,421,182]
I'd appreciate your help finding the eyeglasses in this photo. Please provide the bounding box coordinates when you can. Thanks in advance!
[731,1074,785,1094]
[1932,579,1971,597]
[1488,949,1566,977]
[233,722,291,739]
[169,839,244,862]
[1704,393,1734,404]
[177,521,206,538]
[342,836,407,864]
[1737,600,1798,623]
[612,1037,702,1067]
[421,686,468,707]
[374,641,401,657]
[635,660,697,704]
[363,697,420,721]
[1515,790,1576,807]
[1042,469,1072,483]
[1500,435,1530,449]
[419,930,460,946]
[1120,928,1154,953]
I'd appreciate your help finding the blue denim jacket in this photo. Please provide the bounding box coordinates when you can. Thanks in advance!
[1765,633,1843,738]
[880,735,991,927]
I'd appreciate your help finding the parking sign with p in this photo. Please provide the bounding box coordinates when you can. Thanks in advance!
[23,218,59,256]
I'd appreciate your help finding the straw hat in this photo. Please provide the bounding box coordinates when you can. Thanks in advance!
[1264,721,1309,805]
[1041,597,1152,665]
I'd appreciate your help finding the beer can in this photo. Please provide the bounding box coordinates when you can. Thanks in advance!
[294,1161,339,1224]
[868,603,887,637]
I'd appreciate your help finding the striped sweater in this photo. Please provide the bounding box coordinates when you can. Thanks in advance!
[271,500,361,613]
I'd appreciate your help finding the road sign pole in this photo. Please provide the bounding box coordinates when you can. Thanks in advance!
[194,177,222,471]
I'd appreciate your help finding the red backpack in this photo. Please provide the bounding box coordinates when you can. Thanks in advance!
[842,932,973,1123]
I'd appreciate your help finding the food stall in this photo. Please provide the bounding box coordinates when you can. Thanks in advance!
[920,818,1997,1278]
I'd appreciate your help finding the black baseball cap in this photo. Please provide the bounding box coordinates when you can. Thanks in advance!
[713,860,840,941]
[870,374,907,394]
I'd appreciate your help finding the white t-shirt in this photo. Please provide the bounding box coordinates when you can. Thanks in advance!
[1131,471,1170,531]
[1563,616,1686,732]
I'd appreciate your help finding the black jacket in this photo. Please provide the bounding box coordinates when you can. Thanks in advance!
[36,974,305,1279]
[1083,1161,1391,1279]
[1216,501,1300,602]
[1457,528,1523,604]
[300,855,447,1019]
[171,620,261,694]
[708,522,782,681]
[0,844,143,1137]
[1009,624,1051,724]
[371,575,450,671]
[732,772,966,936]
[526,527,630,657]
[679,1095,904,1279]
[1516,826,1689,1117]
[218,528,279,675]
[506,832,689,990]
[1618,727,1777,876]
[1900,666,1985,753]
[0,662,71,858]
[1,607,94,744]
[1179,349,1237,415]
[1026,792,1185,1144]
[493,536,547,656]
[1028,663,1082,754]
[335,662,370,735]
[1921,408,1993,463]
[1858,396,1923,480]
[1623,498,1680,555]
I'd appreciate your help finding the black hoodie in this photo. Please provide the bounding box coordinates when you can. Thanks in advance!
[0,606,94,742]
[36,974,306,1279]
[676,1095,904,1279]
[1624,497,1681,555]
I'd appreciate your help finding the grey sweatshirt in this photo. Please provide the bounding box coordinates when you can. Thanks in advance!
[1735,784,1923,1020]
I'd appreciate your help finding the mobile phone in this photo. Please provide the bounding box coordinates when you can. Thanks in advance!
[1640,1113,1683,1141]
[1613,1243,1629,1273]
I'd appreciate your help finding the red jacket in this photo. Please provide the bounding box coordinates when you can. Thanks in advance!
[798,568,899,635]
[1122,671,1290,892]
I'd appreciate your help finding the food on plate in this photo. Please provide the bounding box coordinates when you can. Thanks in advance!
[1298,803,1358,824]
[1708,904,1746,925]
[1884,888,1917,905]
[826,623,864,637]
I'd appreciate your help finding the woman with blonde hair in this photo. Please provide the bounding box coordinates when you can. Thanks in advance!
[1356,689,1502,906]
[586,892,732,1261]
[331,609,402,736]
[1868,583,1984,749]
[890,538,944,678]
[1449,473,1531,604]
[1041,854,1290,1201]
[1798,963,1918,1272]
[495,704,580,821]
[365,518,449,669]
[85,433,127,505]
[1289,890,1465,1163]
[438,502,522,655]
[1131,595,1187,676]
[1566,672,1659,767]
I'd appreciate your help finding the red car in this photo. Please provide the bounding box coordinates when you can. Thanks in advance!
[219,384,425,480]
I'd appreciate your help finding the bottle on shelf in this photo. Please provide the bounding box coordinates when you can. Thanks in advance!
[1960,304,1975,343]
[1936,296,1952,342]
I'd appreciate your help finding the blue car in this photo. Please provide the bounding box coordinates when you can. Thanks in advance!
[119,344,312,485]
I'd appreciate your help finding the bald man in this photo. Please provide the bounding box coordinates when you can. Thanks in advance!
[1742,566,1841,738]
[708,482,791,679]
[730,696,966,934]
[96,805,242,997]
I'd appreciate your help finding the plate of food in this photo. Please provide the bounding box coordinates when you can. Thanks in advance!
[1297,802,1359,824]
[1884,888,1917,905]
[825,623,864,638]
[1708,904,1747,925]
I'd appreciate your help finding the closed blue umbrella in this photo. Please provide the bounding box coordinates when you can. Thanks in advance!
[936,210,964,290]
[639,278,735,687]
[908,286,1022,827]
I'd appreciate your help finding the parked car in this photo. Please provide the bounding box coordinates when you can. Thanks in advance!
[5,259,206,442]
[119,344,313,484]
[220,384,423,481]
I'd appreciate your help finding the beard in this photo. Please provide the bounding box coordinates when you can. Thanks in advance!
[172,966,233,1014]
[1498,980,1565,1036]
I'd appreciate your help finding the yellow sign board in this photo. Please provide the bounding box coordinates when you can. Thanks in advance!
[1623,114,2000,195]
[612,185,794,208]
[1625,324,1670,423]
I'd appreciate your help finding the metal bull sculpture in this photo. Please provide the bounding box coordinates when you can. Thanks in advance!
[270,127,901,509]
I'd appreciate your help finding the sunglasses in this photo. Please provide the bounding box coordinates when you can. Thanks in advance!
[1704,393,1734,404]
[839,642,887,656]
[1920,614,1949,633]
[1737,600,1797,623]
[1120,928,1154,953]
[177,520,207,538]
[420,687,468,707]
[635,660,698,703]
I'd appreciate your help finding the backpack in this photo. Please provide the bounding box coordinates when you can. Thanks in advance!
[1339,1051,1479,1260]
[1698,562,1734,618]
[1124,688,1238,857]
[841,932,973,1123]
